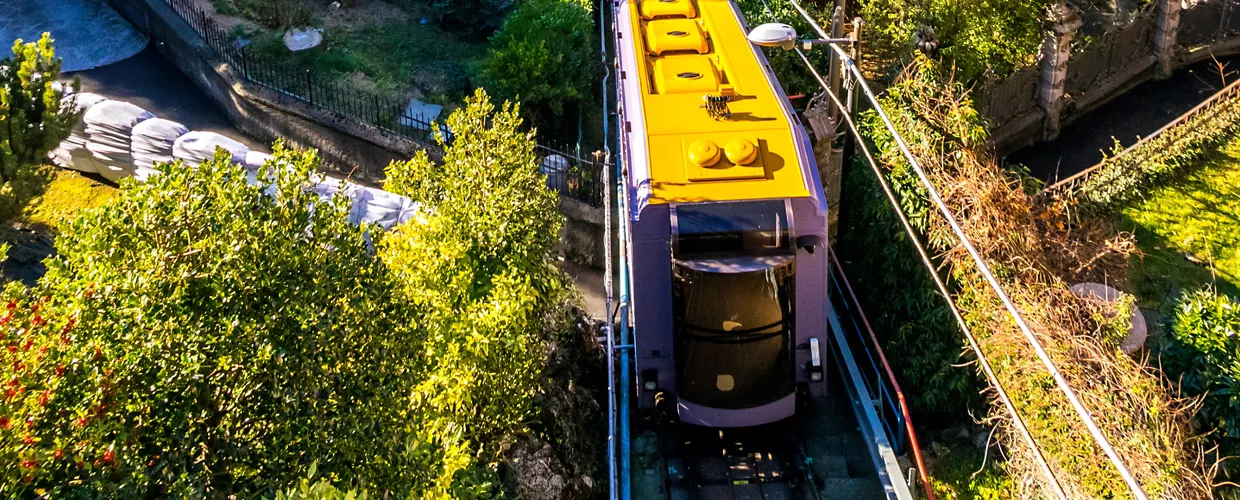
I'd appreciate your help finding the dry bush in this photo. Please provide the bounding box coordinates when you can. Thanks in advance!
[863,56,1210,498]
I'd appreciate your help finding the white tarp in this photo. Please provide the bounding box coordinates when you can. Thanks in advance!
[242,151,274,171]
[50,92,108,173]
[172,131,250,167]
[84,100,155,182]
[131,118,189,170]
[351,186,419,230]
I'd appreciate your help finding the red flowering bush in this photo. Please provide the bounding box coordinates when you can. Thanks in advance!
[0,90,572,498]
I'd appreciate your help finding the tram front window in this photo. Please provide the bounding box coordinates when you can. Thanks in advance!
[673,258,795,409]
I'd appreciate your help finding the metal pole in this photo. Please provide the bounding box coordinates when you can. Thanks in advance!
[599,0,618,495]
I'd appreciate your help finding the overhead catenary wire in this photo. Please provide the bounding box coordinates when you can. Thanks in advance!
[780,43,1068,499]
[778,1,1148,497]
[749,3,1066,493]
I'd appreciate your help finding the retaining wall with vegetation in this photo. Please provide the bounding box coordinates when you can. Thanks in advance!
[980,0,1240,154]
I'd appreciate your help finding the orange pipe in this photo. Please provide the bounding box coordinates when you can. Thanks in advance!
[828,248,937,500]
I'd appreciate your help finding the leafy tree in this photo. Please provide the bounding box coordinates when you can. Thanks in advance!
[0,92,574,497]
[383,89,570,496]
[1,33,78,224]
[858,0,1047,82]
[482,0,595,138]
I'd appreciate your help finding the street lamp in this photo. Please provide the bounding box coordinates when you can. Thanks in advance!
[745,23,851,51]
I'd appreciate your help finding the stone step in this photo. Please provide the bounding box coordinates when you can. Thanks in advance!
[810,454,849,479]
[818,477,885,500]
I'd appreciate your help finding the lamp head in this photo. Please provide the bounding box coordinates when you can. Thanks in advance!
[746,23,798,50]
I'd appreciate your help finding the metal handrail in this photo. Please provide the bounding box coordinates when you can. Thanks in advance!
[827,248,936,500]
[1045,76,1240,192]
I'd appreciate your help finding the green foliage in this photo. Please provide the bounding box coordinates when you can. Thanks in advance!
[383,88,568,496]
[430,0,515,36]
[277,463,370,500]
[858,0,1046,82]
[855,56,1201,497]
[1,34,77,224]
[482,0,595,137]
[219,0,313,28]
[926,440,1017,500]
[1164,288,1240,476]
[1072,89,1240,210]
[837,154,984,423]
[0,108,566,496]
[245,22,486,104]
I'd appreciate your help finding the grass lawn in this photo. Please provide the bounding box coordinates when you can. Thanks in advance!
[1114,136,1240,309]
[221,0,487,106]
[20,169,118,232]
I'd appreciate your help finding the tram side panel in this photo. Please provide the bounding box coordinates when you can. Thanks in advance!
[629,204,674,410]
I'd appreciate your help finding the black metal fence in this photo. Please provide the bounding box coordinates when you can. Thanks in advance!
[163,0,606,206]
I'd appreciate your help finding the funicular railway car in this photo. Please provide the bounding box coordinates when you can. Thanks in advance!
[610,0,928,496]
[614,0,829,427]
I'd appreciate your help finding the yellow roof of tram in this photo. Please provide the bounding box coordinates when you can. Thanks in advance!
[626,0,810,204]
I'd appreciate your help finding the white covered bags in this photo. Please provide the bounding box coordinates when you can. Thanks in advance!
[131,118,189,170]
[84,100,156,182]
[50,92,108,173]
[172,131,250,167]
[350,186,419,230]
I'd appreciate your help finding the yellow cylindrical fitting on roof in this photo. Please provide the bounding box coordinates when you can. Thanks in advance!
[724,138,758,165]
[688,140,721,167]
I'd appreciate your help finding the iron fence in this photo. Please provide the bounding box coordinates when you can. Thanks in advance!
[161,0,607,206]
[976,65,1041,126]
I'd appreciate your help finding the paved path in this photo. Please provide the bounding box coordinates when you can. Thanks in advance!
[66,44,264,152]
[0,0,146,71]
[1005,55,1240,184]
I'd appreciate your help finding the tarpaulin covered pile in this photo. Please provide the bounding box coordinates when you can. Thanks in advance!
[84,100,155,182]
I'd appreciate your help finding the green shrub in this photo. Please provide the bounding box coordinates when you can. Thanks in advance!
[482,0,595,138]
[0,97,566,496]
[1165,288,1240,476]
[1071,91,1240,210]
[222,0,313,28]
[382,88,569,498]
[430,0,515,35]
[858,0,1045,82]
[1,33,77,224]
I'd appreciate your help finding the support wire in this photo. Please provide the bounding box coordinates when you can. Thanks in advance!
[781,2,1148,496]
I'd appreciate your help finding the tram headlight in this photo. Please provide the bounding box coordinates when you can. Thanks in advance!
[642,369,659,392]
[807,337,824,382]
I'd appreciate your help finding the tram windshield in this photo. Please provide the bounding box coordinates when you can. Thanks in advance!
[673,257,796,409]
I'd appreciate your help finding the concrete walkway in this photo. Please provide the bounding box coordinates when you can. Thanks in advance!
[0,0,147,71]
[66,44,264,152]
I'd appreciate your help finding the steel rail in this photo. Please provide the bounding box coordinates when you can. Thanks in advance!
[791,47,1069,497]
[599,0,617,497]
[826,248,937,500]
[783,1,1148,496]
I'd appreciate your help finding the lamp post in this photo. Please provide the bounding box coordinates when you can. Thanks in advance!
[745,23,852,51]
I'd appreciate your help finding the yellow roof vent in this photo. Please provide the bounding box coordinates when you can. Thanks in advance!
[687,140,721,167]
[639,0,696,19]
[724,139,758,165]
[652,57,719,94]
[684,136,766,182]
[645,19,708,54]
